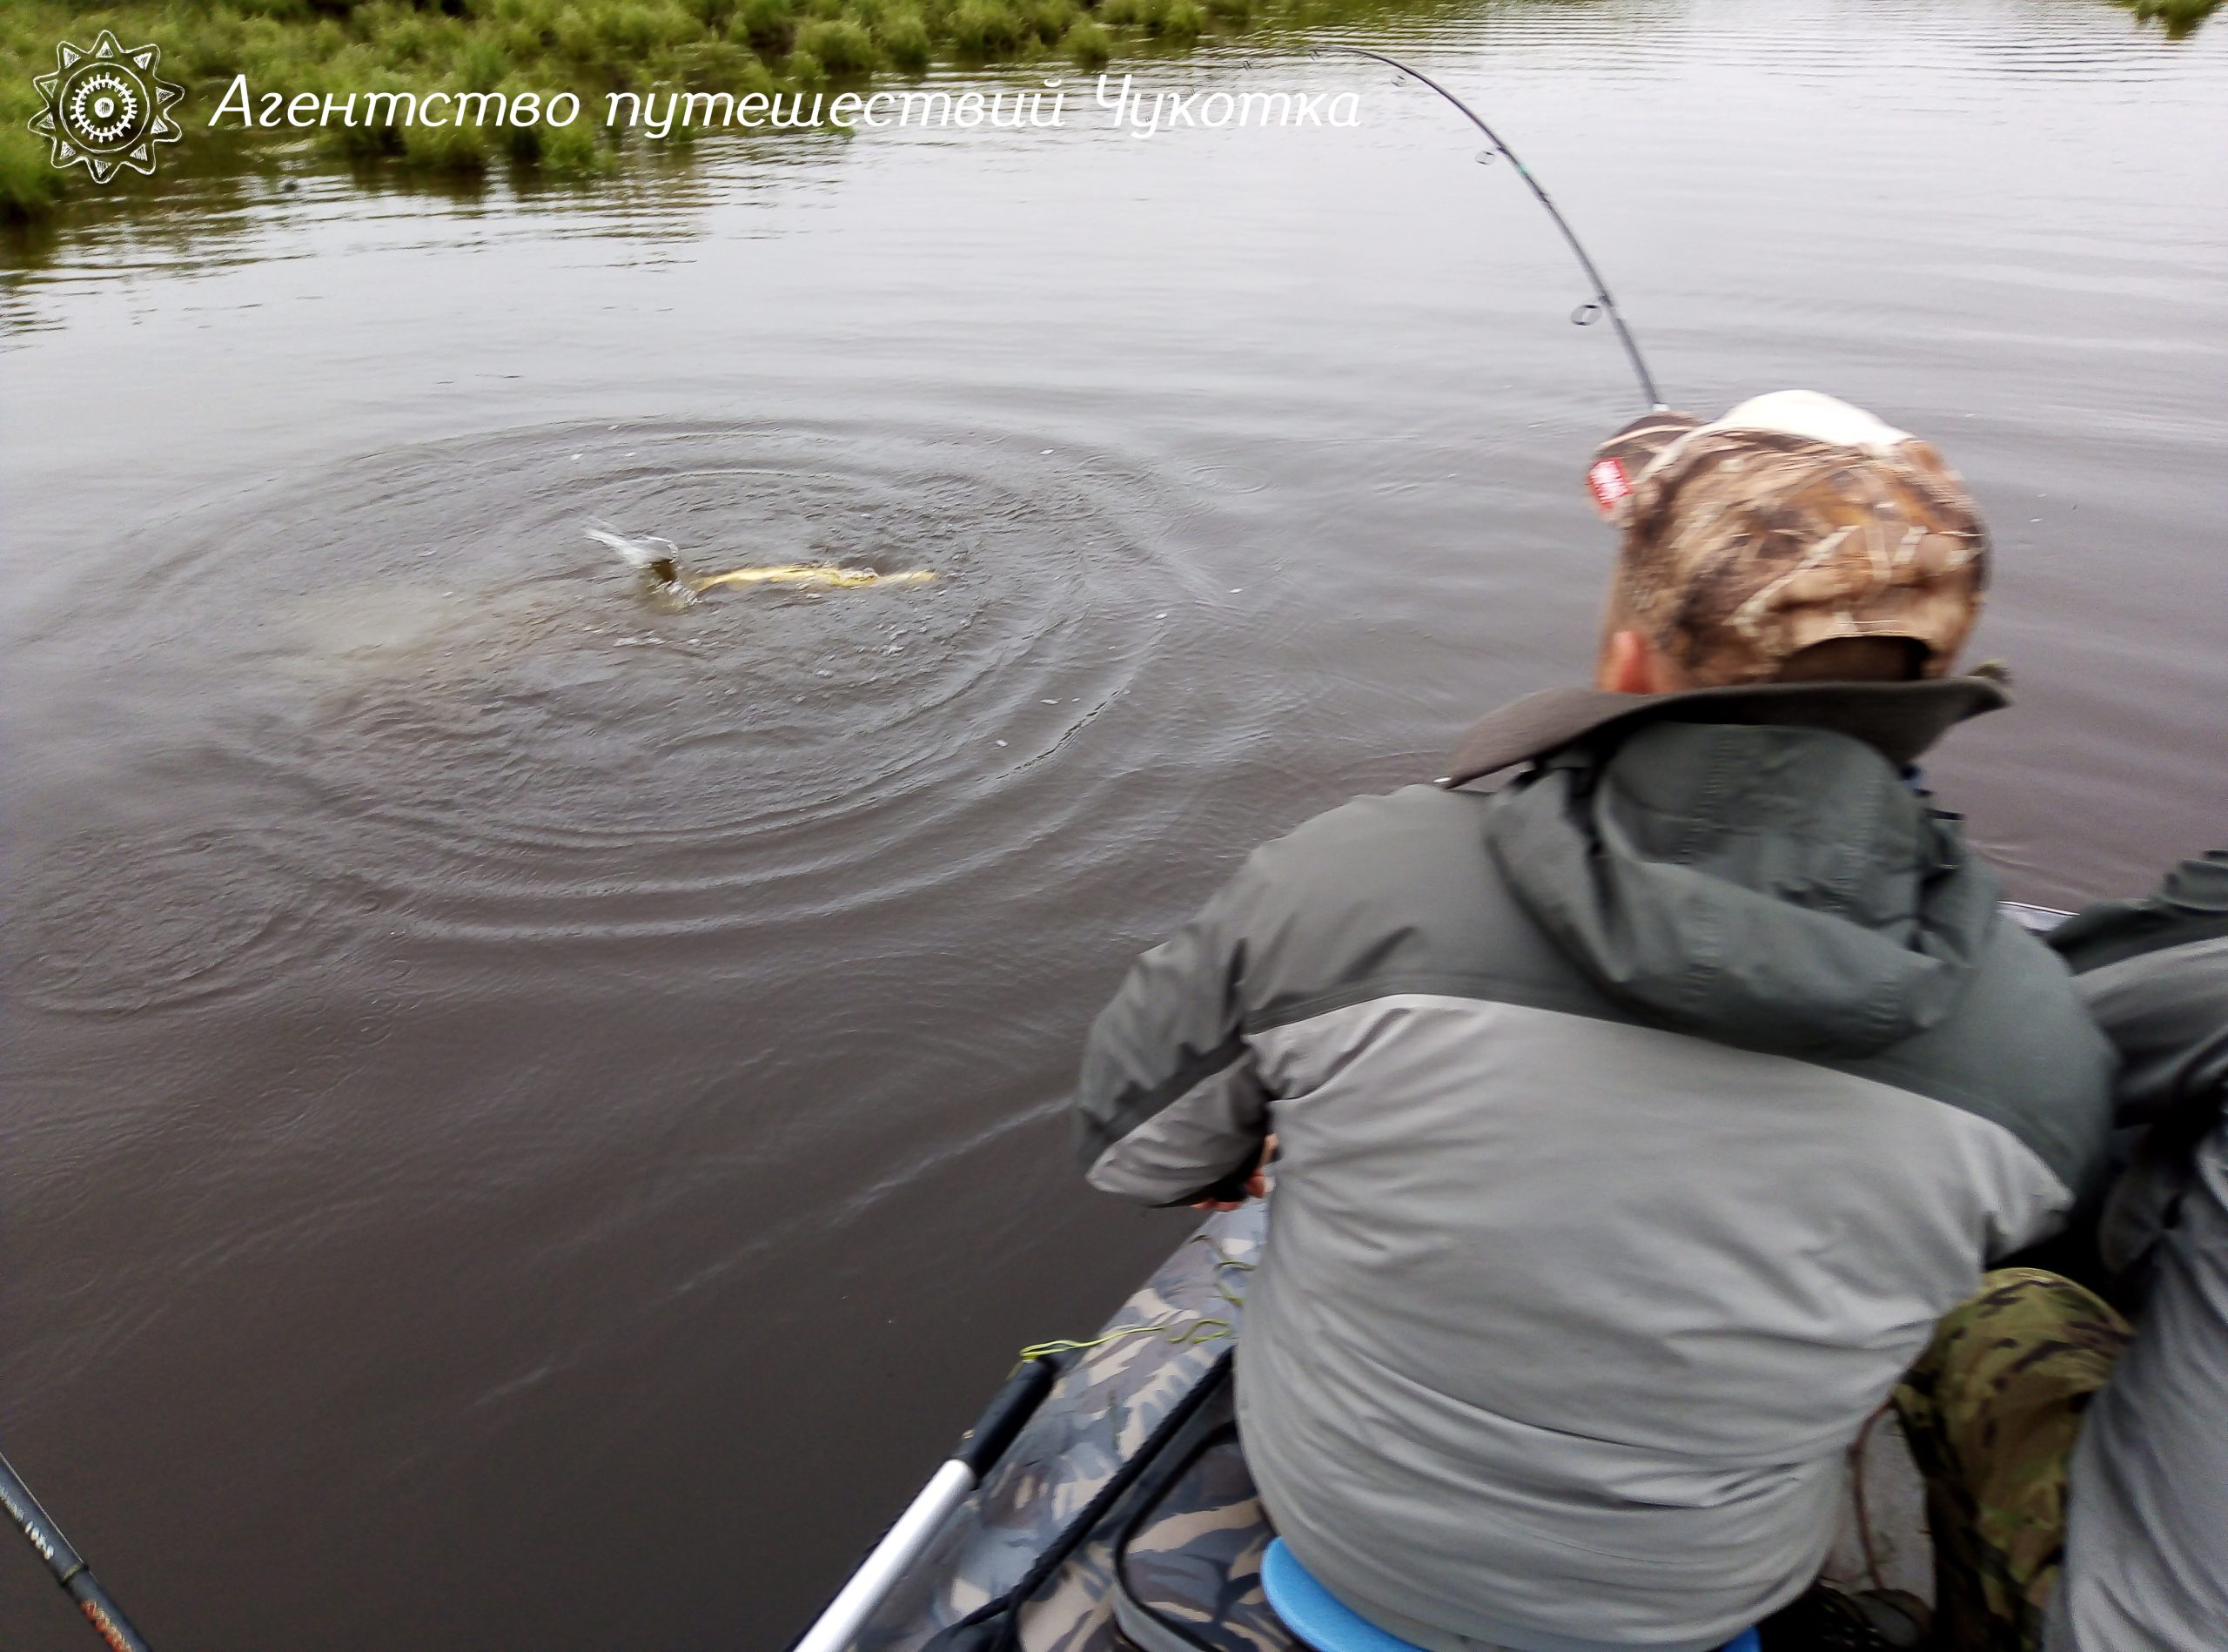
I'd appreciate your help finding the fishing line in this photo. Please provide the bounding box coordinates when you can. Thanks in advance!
[1011,1242,1254,1367]
[1318,45,1668,412]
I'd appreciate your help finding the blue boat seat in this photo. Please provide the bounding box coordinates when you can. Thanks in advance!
[1260,1538,1762,1652]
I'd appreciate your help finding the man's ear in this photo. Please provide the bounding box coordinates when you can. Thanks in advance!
[1599,628,1661,695]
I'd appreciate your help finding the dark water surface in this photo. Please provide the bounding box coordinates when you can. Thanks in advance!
[3,1,2224,1645]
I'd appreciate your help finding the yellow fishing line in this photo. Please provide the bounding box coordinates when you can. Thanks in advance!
[1012,1239,1257,1368]
[1015,1319,1235,1365]
[689,565,935,593]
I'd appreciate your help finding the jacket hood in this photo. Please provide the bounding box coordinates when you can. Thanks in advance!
[1485,715,2005,1058]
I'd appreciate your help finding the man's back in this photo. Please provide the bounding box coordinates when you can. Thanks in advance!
[1079,707,2113,1651]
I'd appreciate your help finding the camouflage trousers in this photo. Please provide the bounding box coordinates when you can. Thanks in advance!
[1891,1269,2131,1652]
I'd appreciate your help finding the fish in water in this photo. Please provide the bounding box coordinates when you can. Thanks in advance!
[585,523,933,601]
[690,566,935,593]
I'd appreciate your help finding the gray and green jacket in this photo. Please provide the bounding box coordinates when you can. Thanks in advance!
[1076,680,2114,1652]
[2047,854,2228,1652]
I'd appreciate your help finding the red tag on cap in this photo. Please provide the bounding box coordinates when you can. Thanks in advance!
[1586,456,1631,519]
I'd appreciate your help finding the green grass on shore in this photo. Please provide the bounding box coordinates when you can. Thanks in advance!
[4,0,2218,224]
[2123,0,2218,30]
[2,0,1396,222]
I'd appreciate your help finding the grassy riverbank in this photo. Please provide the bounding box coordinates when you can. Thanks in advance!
[6,0,2219,224]
[2124,0,2218,28]
[2,0,1393,222]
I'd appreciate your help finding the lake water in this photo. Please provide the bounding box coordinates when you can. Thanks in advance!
[2,1,2223,1645]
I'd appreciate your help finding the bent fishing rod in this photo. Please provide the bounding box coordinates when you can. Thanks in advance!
[0,1449,153,1652]
[1319,45,1668,413]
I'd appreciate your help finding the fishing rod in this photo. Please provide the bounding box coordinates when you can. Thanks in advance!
[1319,45,1668,413]
[0,1450,153,1652]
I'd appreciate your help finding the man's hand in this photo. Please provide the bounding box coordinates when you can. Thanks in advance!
[1193,1134,1277,1212]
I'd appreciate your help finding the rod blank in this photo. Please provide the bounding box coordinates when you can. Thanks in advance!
[1323,45,1668,412]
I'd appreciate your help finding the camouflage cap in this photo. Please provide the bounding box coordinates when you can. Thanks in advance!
[1584,391,1990,684]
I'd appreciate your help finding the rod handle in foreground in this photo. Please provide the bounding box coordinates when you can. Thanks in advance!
[0,1452,153,1652]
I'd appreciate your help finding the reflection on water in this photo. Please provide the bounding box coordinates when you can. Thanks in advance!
[2,3,2225,1648]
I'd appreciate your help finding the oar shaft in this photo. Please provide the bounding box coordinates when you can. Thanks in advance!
[0,1452,152,1652]
[795,1460,976,1652]
[792,1355,1060,1652]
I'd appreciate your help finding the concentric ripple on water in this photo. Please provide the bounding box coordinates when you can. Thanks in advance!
[15,420,1207,999]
